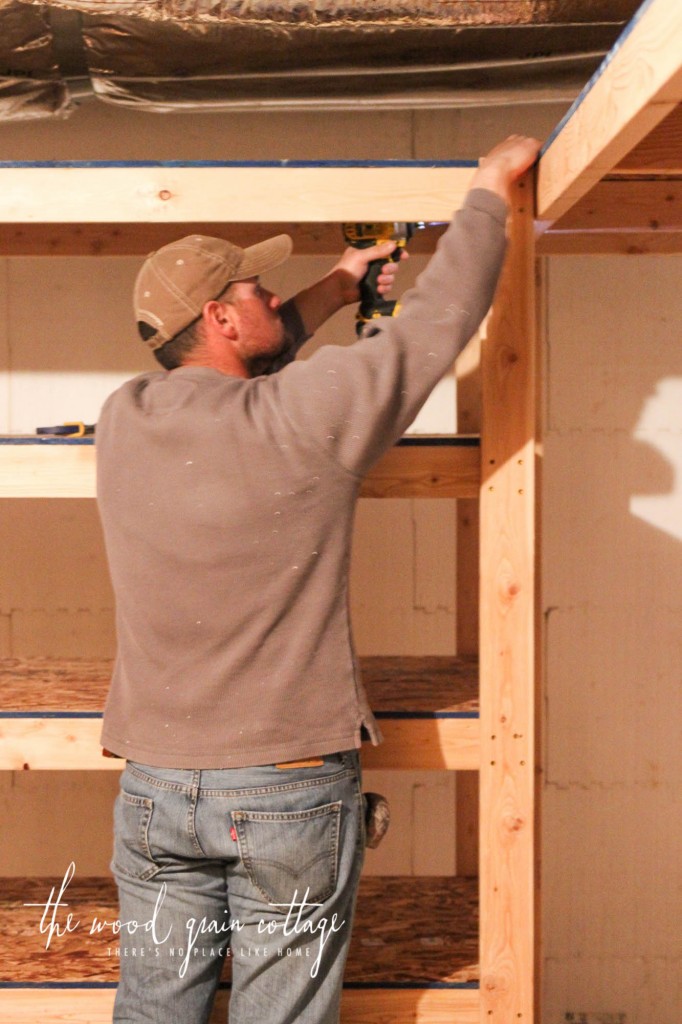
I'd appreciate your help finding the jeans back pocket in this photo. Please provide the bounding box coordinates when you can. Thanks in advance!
[231,801,342,907]
[112,790,161,882]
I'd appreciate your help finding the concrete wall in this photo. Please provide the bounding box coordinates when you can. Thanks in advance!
[1,95,680,1021]
[540,255,682,1023]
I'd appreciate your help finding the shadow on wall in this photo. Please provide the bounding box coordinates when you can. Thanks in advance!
[542,256,682,1022]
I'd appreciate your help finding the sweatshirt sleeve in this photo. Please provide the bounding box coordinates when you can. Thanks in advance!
[267,188,508,477]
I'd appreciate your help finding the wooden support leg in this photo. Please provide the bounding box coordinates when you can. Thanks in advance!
[479,173,539,1023]
[455,335,482,877]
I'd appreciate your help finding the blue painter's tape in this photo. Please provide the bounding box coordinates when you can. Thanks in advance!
[0,710,478,720]
[0,711,103,719]
[398,436,479,447]
[344,981,479,989]
[374,711,478,720]
[0,436,94,445]
[0,982,119,989]
[0,435,477,447]
[0,159,477,170]
[0,980,479,990]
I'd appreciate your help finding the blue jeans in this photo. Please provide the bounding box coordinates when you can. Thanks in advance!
[111,750,366,1024]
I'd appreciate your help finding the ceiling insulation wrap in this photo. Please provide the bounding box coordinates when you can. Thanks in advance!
[0,0,641,121]
[15,1,643,28]
[0,0,73,119]
[82,14,616,112]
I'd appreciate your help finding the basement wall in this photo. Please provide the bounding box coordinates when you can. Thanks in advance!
[0,97,679,1022]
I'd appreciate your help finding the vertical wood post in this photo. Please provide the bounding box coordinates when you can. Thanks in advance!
[479,172,539,1023]
[455,336,482,877]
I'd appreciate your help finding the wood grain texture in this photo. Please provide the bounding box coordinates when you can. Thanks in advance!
[479,176,538,1022]
[362,719,480,771]
[359,444,481,499]
[552,179,682,231]
[537,0,682,220]
[0,719,120,771]
[0,442,480,500]
[0,987,480,1024]
[455,335,482,876]
[0,167,476,226]
[0,875,478,984]
[0,445,96,498]
[455,334,482,655]
[0,659,111,711]
[0,656,481,770]
[0,656,478,714]
[340,988,480,1024]
[0,717,481,771]
[0,222,446,257]
[363,656,478,713]
[538,229,682,254]
[615,103,682,173]
[0,991,117,1024]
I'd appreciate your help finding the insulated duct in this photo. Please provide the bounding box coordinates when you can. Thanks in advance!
[15,1,644,28]
[0,0,642,121]
[0,0,73,120]
[81,15,610,113]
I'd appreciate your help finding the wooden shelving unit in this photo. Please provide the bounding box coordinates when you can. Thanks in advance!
[0,162,536,1023]
[3,3,682,1014]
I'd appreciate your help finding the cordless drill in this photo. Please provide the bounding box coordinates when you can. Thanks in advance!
[342,221,424,335]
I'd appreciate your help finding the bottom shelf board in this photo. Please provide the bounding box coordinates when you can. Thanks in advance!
[1,876,479,1021]
[1,875,477,972]
[0,987,480,1024]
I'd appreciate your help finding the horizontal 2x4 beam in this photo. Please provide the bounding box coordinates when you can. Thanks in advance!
[0,161,476,227]
[537,0,682,223]
[0,440,481,499]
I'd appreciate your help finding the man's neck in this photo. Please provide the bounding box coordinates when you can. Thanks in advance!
[181,347,250,379]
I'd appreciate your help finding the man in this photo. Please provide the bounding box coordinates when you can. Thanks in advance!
[97,134,540,1024]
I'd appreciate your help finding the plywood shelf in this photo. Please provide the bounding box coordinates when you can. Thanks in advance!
[0,656,480,772]
[0,436,481,500]
[0,876,479,1024]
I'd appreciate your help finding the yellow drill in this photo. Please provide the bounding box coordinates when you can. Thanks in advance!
[342,221,424,335]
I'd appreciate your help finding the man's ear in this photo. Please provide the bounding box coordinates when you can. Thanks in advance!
[203,299,238,339]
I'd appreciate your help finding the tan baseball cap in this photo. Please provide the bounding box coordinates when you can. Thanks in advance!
[134,232,293,349]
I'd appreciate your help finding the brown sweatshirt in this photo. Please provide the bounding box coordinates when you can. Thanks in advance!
[96,188,508,768]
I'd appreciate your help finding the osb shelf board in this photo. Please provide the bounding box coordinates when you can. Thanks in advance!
[0,876,478,987]
[363,656,478,715]
[0,657,479,717]
[0,660,110,713]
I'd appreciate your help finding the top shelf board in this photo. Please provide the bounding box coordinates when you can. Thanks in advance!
[0,161,477,232]
[537,0,682,223]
